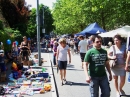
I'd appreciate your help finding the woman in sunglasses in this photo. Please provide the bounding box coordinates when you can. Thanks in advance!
[108,34,126,96]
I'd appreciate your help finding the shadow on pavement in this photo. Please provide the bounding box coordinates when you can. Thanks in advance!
[67,64,74,68]
[66,68,83,71]
[64,81,89,86]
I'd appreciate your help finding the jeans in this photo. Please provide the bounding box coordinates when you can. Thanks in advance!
[128,73,130,82]
[89,76,110,97]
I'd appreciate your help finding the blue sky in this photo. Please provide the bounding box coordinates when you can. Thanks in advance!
[25,0,56,9]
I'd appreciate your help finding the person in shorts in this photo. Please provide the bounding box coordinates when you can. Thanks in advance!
[78,35,87,69]
[20,36,30,67]
[56,38,71,85]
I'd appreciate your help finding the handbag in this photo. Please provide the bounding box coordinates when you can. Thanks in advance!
[127,66,130,72]
[109,45,117,68]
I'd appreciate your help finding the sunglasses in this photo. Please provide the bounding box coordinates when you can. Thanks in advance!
[95,41,102,43]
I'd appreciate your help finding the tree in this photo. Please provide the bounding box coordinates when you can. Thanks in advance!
[26,4,54,38]
[52,0,130,34]
[1,0,30,35]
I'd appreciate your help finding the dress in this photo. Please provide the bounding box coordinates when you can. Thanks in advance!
[109,45,126,76]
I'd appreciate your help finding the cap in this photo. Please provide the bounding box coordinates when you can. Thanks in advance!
[0,50,4,54]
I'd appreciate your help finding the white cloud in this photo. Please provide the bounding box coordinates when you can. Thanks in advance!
[25,0,56,9]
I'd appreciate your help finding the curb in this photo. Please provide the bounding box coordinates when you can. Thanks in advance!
[48,54,58,97]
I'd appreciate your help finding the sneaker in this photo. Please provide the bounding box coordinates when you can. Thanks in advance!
[116,92,120,97]
[120,90,126,95]
[63,79,67,84]
[61,81,63,86]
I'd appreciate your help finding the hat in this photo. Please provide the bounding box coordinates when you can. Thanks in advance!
[0,50,4,54]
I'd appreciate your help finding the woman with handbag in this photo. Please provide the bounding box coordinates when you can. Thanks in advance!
[108,34,127,97]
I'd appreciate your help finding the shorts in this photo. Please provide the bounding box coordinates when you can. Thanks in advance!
[21,50,29,61]
[22,55,29,61]
[80,53,86,62]
[58,61,67,70]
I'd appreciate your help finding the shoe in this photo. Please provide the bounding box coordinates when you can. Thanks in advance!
[116,92,120,97]
[61,81,63,86]
[120,90,126,95]
[63,79,67,84]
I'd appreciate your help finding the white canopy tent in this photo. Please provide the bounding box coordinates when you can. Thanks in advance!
[99,25,130,37]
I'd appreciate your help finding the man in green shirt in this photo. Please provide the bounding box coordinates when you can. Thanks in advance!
[84,35,112,97]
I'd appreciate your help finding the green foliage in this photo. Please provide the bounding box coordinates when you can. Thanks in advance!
[26,4,54,37]
[0,21,4,30]
[0,30,15,51]
[52,0,130,34]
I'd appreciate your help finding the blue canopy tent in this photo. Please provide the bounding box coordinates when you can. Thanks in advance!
[79,22,106,35]
[74,33,85,37]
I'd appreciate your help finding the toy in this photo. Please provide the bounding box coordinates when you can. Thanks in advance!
[44,84,51,91]
[40,89,45,94]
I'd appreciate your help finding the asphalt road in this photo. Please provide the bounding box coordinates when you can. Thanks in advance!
[49,52,130,97]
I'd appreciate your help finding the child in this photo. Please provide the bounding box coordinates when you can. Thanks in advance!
[56,38,71,85]
[0,50,6,81]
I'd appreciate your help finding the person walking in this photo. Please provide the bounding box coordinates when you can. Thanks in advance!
[53,41,58,66]
[56,38,71,85]
[69,38,75,55]
[78,35,87,69]
[84,35,112,97]
[87,35,94,50]
[108,34,126,96]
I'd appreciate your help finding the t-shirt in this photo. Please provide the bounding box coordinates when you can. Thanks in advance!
[78,40,87,53]
[84,48,108,77]
[57,45,69,61]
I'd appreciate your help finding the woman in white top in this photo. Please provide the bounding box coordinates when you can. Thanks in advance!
[56,38,71,85]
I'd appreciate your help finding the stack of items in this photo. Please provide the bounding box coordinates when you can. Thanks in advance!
[1,65,52,96]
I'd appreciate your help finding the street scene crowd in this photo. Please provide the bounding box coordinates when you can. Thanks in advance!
[0,34,130,97]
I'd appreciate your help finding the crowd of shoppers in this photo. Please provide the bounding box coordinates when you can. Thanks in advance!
[52,34,130,97]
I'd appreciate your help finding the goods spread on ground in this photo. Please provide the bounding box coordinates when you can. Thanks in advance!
[0,66,52,97]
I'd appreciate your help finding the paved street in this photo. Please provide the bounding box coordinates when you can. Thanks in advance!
[49,52,130,97]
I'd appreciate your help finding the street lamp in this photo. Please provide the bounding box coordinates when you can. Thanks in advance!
[36,0,41,66]
[42,6,45,34]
